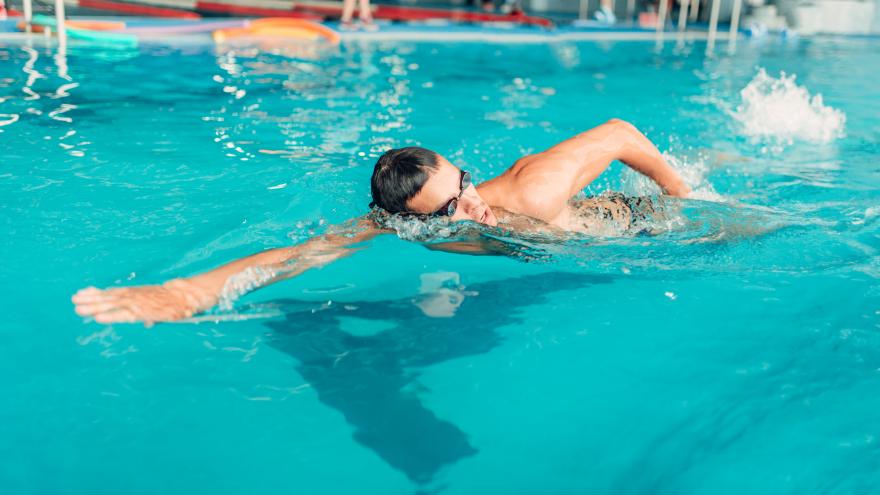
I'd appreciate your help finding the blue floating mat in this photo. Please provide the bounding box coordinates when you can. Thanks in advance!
[32,14,139,48]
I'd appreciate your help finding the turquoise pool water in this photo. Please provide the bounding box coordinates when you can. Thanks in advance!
[1,34,879,494]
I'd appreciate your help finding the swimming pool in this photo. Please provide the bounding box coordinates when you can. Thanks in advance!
[2,32,878,494]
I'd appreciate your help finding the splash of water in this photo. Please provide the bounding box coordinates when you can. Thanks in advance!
[620,152,723,202]
[731,68,845,144]
[218,264,287,311]
[371,210,463,242]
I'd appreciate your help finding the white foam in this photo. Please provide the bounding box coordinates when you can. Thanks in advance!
[373,212,460,241]
[217,265,285,311]
[732,68,845,144]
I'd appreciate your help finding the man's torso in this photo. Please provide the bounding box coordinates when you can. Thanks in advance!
[475,153,644,234]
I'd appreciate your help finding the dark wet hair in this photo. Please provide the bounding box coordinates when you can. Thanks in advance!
[370,147,439,214]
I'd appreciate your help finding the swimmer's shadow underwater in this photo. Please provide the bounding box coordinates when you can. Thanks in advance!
[254,271,611,485]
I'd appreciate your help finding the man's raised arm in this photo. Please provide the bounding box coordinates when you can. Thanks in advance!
[72,218,386,325]
[551,118,691,197]
[487,119,691,225]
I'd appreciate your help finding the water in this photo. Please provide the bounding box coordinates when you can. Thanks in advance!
[1,34,878,494]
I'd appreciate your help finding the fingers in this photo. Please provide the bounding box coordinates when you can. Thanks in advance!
[74,298,138,323]
[72,286,101,304]
[94,307,138,324]
[73,286,139,324]
[72,284,188,325]
[75,300,120,316]
[72,286,123,304]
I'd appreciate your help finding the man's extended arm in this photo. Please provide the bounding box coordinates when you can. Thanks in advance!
[72,217,385,325]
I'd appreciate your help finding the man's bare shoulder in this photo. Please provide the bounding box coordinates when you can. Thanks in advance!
[479,151,576,191]
[477,151,581,223]
[506,150,576,176]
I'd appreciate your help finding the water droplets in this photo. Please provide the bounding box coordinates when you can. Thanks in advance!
[731,68,846,146]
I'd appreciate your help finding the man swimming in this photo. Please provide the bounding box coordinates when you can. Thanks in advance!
[72,119,690,324]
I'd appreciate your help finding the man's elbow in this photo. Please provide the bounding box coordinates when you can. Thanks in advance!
[603,119,647,153]
[605,118,638,134]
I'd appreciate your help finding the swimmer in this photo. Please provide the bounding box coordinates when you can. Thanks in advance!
[72,119,690,324]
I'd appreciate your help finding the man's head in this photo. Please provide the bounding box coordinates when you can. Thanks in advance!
[370,147,497,226]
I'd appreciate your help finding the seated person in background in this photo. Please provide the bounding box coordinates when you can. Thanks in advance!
[72,118,690,325]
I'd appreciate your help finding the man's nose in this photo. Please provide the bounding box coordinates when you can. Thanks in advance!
[459,189,482,212]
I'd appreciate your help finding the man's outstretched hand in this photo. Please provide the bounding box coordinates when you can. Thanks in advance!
[72,279,211,326]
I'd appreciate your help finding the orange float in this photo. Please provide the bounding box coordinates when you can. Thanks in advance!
[67,20,127,30]
[212,18,339,45]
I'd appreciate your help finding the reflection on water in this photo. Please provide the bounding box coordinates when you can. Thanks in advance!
[262,271,611,484]
[210,39,413,167]
[0,43,91,160]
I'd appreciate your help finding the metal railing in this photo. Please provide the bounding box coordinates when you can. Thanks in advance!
[661,0,744,53]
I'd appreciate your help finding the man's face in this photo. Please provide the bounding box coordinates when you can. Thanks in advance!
[406,155,498,226]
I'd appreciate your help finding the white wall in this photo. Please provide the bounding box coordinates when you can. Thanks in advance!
[793,0,876,34]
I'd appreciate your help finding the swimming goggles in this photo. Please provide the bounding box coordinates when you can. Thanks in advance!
[432,169,471,217]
